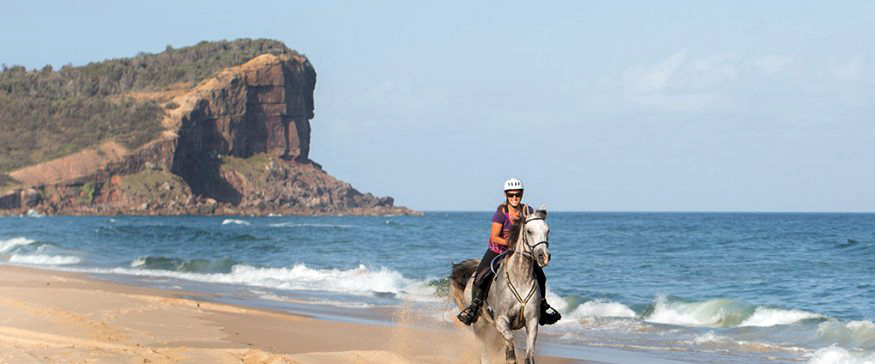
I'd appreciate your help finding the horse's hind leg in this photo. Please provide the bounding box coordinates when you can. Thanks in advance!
[473,322,490,364]
[496,317,516,364]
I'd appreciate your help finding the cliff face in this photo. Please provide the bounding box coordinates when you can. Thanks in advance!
[0,53,417,216]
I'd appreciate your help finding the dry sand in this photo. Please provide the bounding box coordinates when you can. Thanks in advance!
[0,265,585,363]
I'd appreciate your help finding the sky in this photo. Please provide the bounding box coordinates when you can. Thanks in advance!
[2,1,874,211]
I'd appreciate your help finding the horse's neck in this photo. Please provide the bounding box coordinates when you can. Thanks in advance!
[506,240,534,284]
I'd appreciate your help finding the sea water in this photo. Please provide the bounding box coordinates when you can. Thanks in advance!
[1,212,873,363]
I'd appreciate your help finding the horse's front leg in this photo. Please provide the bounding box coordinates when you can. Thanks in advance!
[524,315,539,364]
[496,317,516,364]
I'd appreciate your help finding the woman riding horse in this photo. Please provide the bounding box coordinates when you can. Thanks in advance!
[457,178,562,326]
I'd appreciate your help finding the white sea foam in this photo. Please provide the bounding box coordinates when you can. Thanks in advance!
[80,263,439,302]
[740,307,825,327]
[694,331,809,354]
[130,256,146,268]
[545,290,570,312]
[222,219,251,226]
[249,289,375,308]
[9,254,81,265]
[0,237,36,253]
[809,345,875,364]
[568,300,637,319]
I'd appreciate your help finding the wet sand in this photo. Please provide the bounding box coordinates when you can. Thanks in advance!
[0,265,590,363]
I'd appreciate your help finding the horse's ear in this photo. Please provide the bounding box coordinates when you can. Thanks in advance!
[538,204,547,218]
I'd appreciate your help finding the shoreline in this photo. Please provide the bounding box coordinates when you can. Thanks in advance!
[0,264,593,363]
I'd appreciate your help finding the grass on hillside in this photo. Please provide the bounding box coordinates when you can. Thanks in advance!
[0,38,301,174]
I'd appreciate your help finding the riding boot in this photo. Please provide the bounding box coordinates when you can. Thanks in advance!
[539,299,562,325]
[457,285,485,325]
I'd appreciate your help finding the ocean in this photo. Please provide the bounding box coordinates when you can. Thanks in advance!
[1,212,873,363]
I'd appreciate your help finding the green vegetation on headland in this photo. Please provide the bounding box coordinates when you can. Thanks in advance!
[0,38,300,173]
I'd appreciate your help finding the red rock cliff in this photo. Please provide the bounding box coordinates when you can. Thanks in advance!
[0,54,418,216]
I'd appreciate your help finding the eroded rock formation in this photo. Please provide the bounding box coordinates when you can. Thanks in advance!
[0,54,418,216]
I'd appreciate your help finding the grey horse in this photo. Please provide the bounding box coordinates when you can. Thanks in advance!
[450,209,551,364]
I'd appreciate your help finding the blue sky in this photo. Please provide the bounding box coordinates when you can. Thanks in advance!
[2,1,873,211]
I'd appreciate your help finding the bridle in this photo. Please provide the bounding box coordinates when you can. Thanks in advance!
[489,214,550,274]
[513,215,549,262]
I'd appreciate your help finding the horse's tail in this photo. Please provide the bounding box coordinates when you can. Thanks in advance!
[449,259,479,308]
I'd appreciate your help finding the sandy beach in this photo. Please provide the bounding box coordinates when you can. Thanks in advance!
[0,265,584,363]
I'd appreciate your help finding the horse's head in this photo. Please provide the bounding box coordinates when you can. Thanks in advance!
[521,209,550,267]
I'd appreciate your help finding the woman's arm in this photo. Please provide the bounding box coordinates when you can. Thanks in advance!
[490,222,507,246]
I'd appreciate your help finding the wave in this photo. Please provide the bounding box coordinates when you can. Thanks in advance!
[9,254,81,265]
[130,256,237,273]
[739,307,825,327]
[817,320,875,351]
[645,295,754,327]
[567,300,637,319]
[85,263,439,302]
[643,296,822,328]
[268,222,355,229]
[809,345,875,364]
[222,219,251,226]
[97,224,262,242]
[0,237,37,254]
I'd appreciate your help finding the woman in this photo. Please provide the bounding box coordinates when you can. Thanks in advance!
[456,178,561,326]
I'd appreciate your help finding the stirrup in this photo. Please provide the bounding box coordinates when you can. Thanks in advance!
[457,302,480,325]
[539,302,561,326]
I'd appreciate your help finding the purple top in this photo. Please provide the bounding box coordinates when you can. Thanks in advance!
[488,204,534,253]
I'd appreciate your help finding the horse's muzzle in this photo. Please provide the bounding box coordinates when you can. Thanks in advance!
[537,252,550,267]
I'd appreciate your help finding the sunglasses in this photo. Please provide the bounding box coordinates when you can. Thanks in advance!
[506,192,523,198]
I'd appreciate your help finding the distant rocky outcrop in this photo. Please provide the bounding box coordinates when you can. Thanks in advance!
[0,40,418,216]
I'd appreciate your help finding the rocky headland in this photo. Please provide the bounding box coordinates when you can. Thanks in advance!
[0,40,418,216]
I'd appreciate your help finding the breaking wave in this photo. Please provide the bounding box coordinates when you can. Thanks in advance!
[740,307,826,327]
[809,345,875,364]
[568,300,637,319]
[0,237,37,253]
[130,256,237,273]
[222,219,251,226]
[644,295,822,328]
[817,320,875,351]
[89,262,439,302]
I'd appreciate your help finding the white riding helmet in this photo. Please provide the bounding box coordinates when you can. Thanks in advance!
[503,178,524,191]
